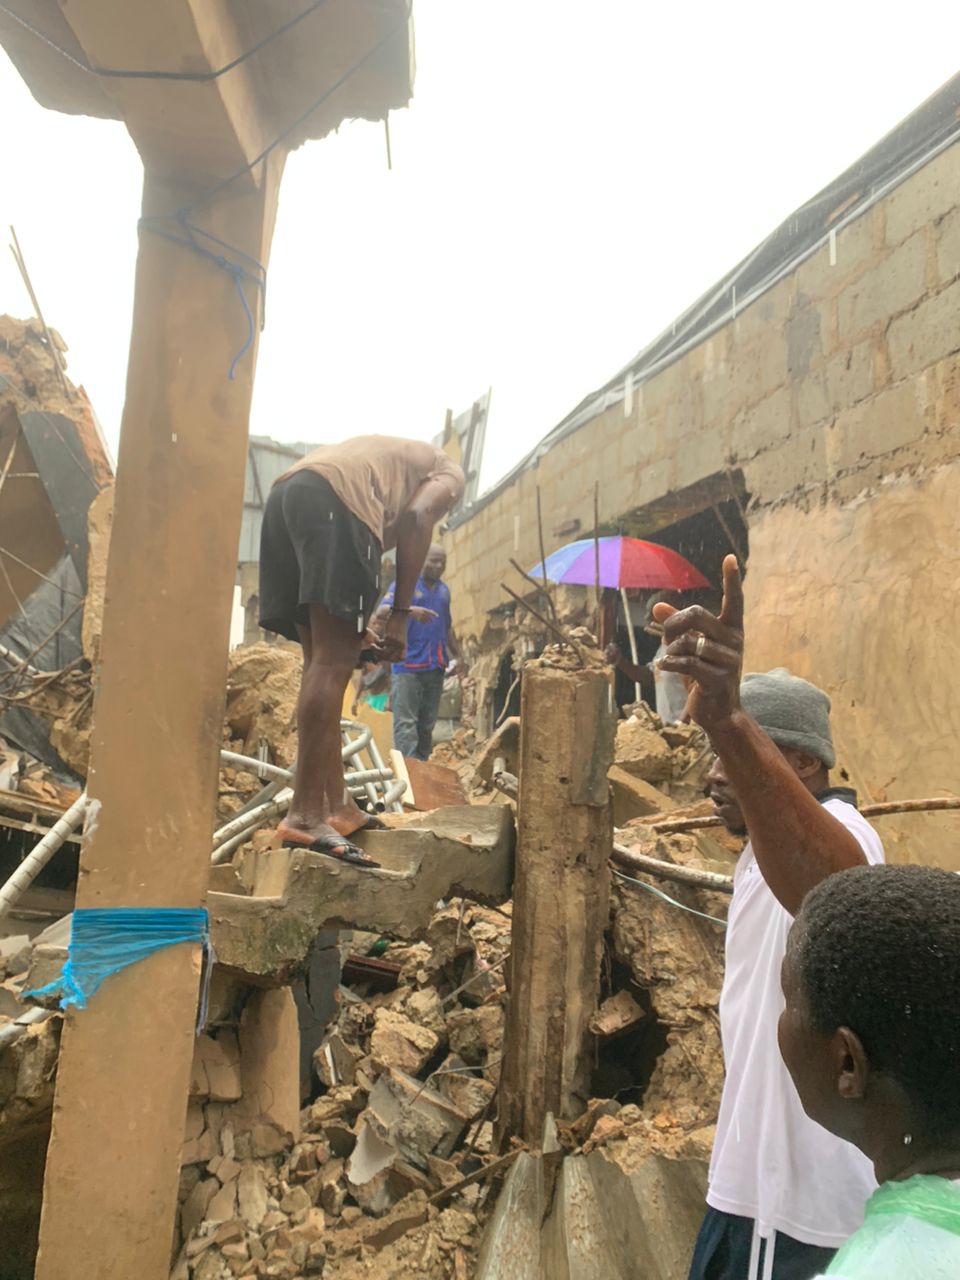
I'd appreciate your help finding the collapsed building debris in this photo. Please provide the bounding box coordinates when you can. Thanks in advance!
[1,642,737,1280]
[0,315,112,783]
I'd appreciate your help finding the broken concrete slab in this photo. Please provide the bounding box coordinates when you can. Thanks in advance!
[588,990,646,1039]
[209,806,514,983]
[435,1056,497,1121]
[477,1147,707,1279]
[608,765,674,826]
[314,1032,364,1088]
[613,718,674,782]
[362,1068,469,1172]
[237,1162,269,1230]
[369,1008,439,1075]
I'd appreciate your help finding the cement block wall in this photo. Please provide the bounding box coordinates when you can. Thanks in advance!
[444,141,960,868]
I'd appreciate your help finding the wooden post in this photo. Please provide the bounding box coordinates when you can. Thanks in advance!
[496,665,615,1149]
[34,159,284,1280]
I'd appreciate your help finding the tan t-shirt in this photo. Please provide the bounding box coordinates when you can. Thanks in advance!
[275,435,464,550]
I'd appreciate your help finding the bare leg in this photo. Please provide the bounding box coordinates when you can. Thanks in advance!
[281,606,369,844]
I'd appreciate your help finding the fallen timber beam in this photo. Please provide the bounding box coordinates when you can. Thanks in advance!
[611,842,734,893]
[640,795,960,834]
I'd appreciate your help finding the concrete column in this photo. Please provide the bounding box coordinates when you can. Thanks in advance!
[35,156,284,1280]
[496,665,615,1149]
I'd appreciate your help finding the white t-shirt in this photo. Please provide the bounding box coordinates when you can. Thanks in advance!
[707,796,885,1249]
[651,642,689,724]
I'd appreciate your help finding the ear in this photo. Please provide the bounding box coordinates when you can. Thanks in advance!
[785,749,822,781]
[833,1026,868,1101]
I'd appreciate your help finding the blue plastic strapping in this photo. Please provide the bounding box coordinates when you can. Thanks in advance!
[25,907,214,1033]
[137,211,267,381]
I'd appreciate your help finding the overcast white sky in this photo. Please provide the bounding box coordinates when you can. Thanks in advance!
[1,2,957,493]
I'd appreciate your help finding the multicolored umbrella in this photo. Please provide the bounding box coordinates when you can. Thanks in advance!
[529,536,710,591]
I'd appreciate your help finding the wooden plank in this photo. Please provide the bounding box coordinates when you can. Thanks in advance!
[34,154,285,1280]
[402,757,466,811]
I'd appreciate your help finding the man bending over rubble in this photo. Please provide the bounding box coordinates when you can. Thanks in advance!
[258,435,464,868]
[654,556,884,1280]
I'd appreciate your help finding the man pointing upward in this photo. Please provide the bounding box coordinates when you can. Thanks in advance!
[656,556,884,1280]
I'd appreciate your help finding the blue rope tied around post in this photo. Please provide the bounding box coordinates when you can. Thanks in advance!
[24,907,215,1031]
[138,211,267,380]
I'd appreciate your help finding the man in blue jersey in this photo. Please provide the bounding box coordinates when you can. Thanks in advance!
[376,544,465,760]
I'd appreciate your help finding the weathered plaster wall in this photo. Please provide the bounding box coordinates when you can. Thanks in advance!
[445,141,960,646]
[743,463,960,870]
[445,142,960,866]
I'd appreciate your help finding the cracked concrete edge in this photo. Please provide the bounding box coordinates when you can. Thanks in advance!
[21,807,516,991]
[209,806,515,983]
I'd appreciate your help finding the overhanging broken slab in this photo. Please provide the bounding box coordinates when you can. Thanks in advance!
[210,806,514,982]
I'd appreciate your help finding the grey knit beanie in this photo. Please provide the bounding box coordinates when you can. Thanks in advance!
[740,668,836,769]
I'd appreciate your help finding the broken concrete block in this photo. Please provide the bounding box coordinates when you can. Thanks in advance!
[224,643,301,767]
[208,806,514,983]
[198,1029,242,1103]
[181,1177,218,1241]
[420,913,475,975]
[208,1155,242,1184]
[289,1207,325,1245]
[446,1004,504,1074]
[237,1163,269,1230]
[214,1220,246,1246]
[250,1123,289,1158]
[313,1031,363,1088]
[346,1124,406,1217]
[319,1172,347,1218]
[661,722,701,749]
[206,1176,238,1224]
[614,718,674,782]
[363,1068,469,1171]
[402,987,447,1041]
[0,979,23,1019]
[192,1248,227,1280]
[588,990,647,1039]
[608,765,673,826]
[280,1185,311,1217]
[435,1056,497,1121]
[369,1008,440,1075]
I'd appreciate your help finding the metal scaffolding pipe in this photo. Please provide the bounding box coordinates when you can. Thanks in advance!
[0,793,89,919]
[366,733,405,812]
[220,750,292,782]
[0,1005,53,1047]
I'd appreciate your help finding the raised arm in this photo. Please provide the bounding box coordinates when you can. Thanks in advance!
[654,556,865,914]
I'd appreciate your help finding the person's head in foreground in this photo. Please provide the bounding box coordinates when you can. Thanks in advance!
[778,863,960,1276]
[706,668,834,837]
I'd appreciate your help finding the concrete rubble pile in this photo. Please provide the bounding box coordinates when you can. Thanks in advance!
[169,898,511,1280]
[1,445,738,1278]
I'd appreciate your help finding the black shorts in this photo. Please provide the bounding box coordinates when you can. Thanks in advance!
[258,470,382,642]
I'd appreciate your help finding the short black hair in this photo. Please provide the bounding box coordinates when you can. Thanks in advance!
[792,863,960,1134]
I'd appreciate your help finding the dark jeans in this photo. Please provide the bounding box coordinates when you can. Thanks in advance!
[392,669,446,760]
[688,1208,836,1280]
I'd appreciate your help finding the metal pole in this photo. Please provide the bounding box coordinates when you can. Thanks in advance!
[620,587,643,706]
[0,792,89,919]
